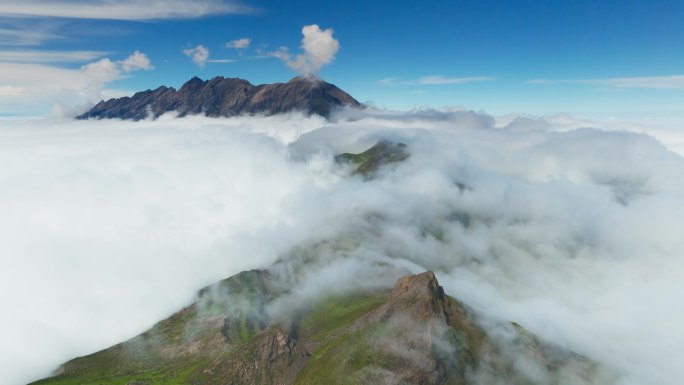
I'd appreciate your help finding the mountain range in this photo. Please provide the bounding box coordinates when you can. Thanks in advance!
[77,76,362,120]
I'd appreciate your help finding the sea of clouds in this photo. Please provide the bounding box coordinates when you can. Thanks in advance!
[1,109,683,384]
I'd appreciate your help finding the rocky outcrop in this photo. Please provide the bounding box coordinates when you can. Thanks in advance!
[77,76,362,120]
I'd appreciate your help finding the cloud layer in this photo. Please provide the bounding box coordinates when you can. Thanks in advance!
[274,24,340,77]
[2,110,684,384]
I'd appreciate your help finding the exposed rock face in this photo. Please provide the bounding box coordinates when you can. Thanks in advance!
[32,271,613,385]
[77,76,362,120]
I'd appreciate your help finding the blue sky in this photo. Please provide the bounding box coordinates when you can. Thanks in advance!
[0,0,683,117]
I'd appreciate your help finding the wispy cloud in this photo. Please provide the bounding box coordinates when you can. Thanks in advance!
[0,0,253,21]
[528,75,684,90]
[379,75,495,86]
[418,75,495,85]
[0,50,105,63]
[207,59,237,63]
[0,26,60,46]
[183,45,209,68]
[225,37,251,49]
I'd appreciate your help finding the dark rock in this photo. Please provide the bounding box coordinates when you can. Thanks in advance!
[77,76,362,120]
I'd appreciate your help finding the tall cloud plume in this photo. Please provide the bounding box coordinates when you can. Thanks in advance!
[274,24,340,77]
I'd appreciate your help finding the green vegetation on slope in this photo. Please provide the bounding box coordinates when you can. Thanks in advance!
[297,293,387,342]
[335,140,409,176]
[31,272,609,385]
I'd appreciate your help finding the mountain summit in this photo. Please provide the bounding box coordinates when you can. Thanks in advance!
[77,76,362,120]
[32,271,610,385]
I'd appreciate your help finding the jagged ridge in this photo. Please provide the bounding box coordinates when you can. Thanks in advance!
[78,76,362,120]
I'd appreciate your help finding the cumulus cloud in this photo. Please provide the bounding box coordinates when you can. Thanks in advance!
[0,51,153,116]
[81,58,122,83]
[2,110,684,385]
[0,0,252,20]
[274,24,340,77]
[81,51,153,87]
[225,37,251,49]
[183,45,209,68]
[120,50,153,72]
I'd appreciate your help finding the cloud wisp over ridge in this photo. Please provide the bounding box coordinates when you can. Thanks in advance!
[273,24,340,77]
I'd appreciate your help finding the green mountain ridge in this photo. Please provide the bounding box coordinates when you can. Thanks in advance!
[31,271,610,385]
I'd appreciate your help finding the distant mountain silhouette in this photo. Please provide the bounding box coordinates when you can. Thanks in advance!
[78,76,362,120]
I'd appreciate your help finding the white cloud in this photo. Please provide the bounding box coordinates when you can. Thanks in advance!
[80,58,121,83]
[0,85,25,96]
[274,24,340,77]
[0,24,62,46]
[225,37,251,49]
[207,59,237,63]
[0,50,106,63]
[528,75,684,90]
[0,51,153,115]
[526,79,554,85]
[183,45,209,68]
[419,75,494,84]
[81,51,153,83]
[0,0,252,20]
[3,110,684,385]
[379,75,495,86]
[121,50,153,72]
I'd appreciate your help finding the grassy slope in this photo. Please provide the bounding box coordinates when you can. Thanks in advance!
[31,291,389,385]
[31,272,606,385]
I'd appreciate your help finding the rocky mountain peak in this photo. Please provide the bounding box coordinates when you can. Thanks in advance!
[390,271,444,301]
[77,76,361,121]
